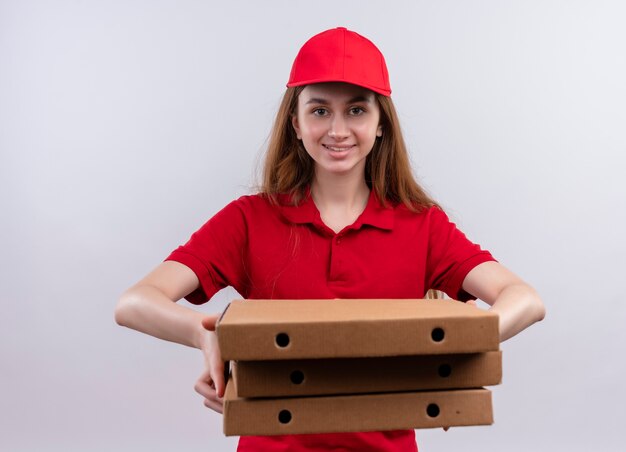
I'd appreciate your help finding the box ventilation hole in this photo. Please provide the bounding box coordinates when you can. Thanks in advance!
[438,363,452,378]
[426,403,440,418]
[290,370,305,385]
[431,327,445,342]
[275,333,290,348]
[278,410,292,424]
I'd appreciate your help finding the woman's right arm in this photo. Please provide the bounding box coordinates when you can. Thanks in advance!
[115,260,226,412]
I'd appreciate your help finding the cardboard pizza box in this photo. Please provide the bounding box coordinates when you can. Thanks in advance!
[232,350,502,398]
[217,299,499,361]
[223,376,493,436]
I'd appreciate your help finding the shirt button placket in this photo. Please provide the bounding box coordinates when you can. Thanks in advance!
[329,234,343,282]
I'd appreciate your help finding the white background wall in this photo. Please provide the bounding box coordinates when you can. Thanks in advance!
[2,1,625,451]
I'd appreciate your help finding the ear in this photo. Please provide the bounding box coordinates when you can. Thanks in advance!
[376,124,383,137]
[292,115,302,140]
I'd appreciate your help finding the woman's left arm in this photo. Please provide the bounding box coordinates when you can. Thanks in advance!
[462,261,546,342]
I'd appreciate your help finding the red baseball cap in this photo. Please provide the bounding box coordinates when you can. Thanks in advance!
[287,27,392,96]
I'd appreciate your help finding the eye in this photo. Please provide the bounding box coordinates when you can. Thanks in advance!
[349,106,365,115]
[312,108,328,116]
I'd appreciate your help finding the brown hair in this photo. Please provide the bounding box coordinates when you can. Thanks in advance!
[261,87,438,211]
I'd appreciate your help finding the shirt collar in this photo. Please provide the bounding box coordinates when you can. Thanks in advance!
[278,188,395,231]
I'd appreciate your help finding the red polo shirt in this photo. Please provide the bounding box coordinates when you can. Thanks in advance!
[166,190,495,451]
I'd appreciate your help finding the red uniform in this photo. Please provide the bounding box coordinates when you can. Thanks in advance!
[166,190,495,451]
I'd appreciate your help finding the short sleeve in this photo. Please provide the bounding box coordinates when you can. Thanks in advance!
[164,199,249,305]
[425,207,496,301]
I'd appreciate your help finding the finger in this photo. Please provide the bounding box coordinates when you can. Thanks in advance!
[194,367,212,389]
[201,314,219,332]
[203,396,224,414]
[210,359,226,398]
[194,377,217,399]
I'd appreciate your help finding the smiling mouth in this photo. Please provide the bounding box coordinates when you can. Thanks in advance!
[323,144,355,152]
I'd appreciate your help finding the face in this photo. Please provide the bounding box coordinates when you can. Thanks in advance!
[292,82,382,179]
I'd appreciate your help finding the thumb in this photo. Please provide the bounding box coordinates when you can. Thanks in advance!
[201,314,219,332]
[211,359,227,398]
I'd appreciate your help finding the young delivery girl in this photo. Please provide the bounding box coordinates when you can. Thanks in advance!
[115,27,545,451]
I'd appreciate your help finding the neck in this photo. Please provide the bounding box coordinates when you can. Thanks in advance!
[311,173,370,233]
[310,169,370,215]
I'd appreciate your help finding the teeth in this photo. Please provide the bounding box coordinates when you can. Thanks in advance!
[325,145,352,151]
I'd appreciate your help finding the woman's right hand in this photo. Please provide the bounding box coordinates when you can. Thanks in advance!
[194,315,225,413]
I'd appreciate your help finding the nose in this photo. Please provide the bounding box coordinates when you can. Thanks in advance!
[328,115,349,140]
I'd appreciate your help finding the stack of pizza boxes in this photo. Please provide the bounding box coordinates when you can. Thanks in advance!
[216,299,501,436]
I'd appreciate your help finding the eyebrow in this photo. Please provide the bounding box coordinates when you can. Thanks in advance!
[305,95,372,105]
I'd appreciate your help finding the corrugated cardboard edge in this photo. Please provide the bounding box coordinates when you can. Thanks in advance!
[215,301,231,359]
[223,377,493,436]
[215,302,232,330]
